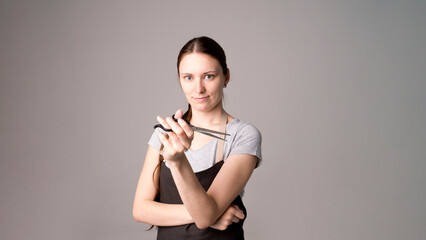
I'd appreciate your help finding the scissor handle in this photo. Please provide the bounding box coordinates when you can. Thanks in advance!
[171,114,191,126]
[153,114,228,141]
[153,114,191,132]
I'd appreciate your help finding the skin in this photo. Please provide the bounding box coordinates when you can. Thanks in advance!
[133,53,258,230]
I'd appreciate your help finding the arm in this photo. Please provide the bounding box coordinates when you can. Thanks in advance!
[166,153,257,229]
[133,136,245,229]
[132,145,193,226]
[158,113,258,229]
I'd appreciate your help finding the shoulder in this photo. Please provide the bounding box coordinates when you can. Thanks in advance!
[227,118,262,142]
[148,127,164,151]
[225,118,263,166]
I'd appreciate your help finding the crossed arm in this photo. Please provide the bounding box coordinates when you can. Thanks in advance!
[132,146,257,229]
[132,112,257,229]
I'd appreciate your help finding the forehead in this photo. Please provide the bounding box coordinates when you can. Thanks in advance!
[179,53,221,73]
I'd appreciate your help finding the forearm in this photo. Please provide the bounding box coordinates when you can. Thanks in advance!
[133,200,193,226]
[155,114,254,229]
[168,159,220,229]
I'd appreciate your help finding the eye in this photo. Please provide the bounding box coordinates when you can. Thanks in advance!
[183,75,192,80]
[204,74,214,80]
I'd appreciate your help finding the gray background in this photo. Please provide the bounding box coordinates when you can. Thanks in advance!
[1,0,425,239]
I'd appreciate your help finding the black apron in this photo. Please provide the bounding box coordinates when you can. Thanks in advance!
[156,160,247,240]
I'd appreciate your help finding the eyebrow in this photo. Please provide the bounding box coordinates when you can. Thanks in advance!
[180,71,217,75]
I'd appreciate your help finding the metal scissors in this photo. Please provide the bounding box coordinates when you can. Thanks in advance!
[153,114,230,141]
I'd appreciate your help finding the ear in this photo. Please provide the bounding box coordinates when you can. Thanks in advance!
[224,69,230,87]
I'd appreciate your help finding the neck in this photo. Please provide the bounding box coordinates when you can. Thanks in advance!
[190,103,225,127]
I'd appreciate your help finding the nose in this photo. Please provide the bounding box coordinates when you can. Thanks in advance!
[195,78,205,94]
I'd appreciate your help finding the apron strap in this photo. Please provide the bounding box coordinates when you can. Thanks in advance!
[215,112,228,163]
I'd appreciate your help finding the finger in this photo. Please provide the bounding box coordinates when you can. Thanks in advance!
[158,131,185,158]
[165,116,181,132]
[177,118,194,141]
[174,109,183,119]
[157,115,171,130]
[158,132,173,152]
[166,117,191,147]
[162,117,188,150]
[173,110,193,140]
[166,129,186,151]
[233,207,245,220]
[231,216,240,223]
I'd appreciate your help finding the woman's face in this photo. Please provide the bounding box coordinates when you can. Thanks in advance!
[178,53,229,113]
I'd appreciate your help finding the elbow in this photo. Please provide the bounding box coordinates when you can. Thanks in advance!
[194,220,211,230]
[194,216,216,230]
[132,205,147,223]
[193,200,220,229]
[132,208,142,222]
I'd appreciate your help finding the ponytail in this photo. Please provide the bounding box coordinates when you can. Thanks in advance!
[183,103,192,121]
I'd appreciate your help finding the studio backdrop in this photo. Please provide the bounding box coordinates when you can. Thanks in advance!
[1,0,425,239]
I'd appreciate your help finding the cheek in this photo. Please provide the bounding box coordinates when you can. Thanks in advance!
[212,82,224,94]
[180,82,191,94]
[211,87,224,100]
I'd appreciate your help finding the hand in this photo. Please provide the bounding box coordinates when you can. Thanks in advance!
[157,109,194,162]
[210,205,245,231]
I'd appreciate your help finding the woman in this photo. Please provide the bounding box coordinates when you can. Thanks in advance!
[133,36,262,239]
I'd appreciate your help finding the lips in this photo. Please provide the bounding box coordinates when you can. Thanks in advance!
[193,96,209,102]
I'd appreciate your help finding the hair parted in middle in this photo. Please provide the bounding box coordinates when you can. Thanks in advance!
[177,36,229,121]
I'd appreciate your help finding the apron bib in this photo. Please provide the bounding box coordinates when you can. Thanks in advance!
[157,112,246,239]
[157,160,246,240]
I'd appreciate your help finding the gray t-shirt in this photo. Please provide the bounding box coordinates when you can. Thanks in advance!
[148,118,262,173]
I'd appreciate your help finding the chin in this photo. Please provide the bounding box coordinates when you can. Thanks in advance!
[191,106,212,112]
[191,102,221,113]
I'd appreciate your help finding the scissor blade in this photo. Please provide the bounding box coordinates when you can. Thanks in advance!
[191,125,231,136]
[196,130,228,141]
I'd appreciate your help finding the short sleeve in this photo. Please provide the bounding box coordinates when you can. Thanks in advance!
[148,127,163,151]
[229,123,263,167]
